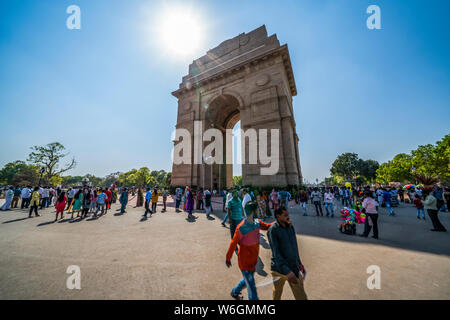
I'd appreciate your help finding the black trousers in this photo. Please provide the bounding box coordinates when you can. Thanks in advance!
[427,209,446,231]
[151,202,157,212]
[21,198,30,209]
[81,207,89,217]
[313,201,323,215]
[144,200,152,215]
[29,205,38,216]
[66,198,73,210]
[363,213,379,238]
[40,197,48,209]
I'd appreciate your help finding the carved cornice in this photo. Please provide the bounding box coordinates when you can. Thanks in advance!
[172,45,297,99]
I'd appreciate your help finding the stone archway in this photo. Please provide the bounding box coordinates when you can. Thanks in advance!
[171,25,302,190]
[204,94,241,189]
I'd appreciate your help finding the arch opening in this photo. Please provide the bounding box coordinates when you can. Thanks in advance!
[203,94,241,191]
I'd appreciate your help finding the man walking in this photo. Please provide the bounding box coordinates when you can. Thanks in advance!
[40,186,49,209]
[310,188,323,216]
[144,187,152,217]
[227,191,244,238]
[383,188,395,216]
[226,202,273,300]
[278,189,291,212]
[119,188,128,214]
[204,188,212,218]
[96,189,107,216]
[11,186,21,208]
[324,188,335,217]
[21,185,31,209]
[222,189,233,227]
[268,208,307,300]
[66,187,75,210]
[162,188,169,212]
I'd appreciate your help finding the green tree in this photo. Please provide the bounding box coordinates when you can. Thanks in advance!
[118,169,137,186]
[150,170,170,187]
[433,134,450,182]
[27,142,76,184]
[49,175,63,186]
[129,167,153,187]
[232,176,243,187]
[0,161,40,186]
[359,159,380,183]
[330,153,360,181]
[411,135,450,182]
[411,144,437,177]
[102,172,121,187]
[83,174,102,186]
[61,175,83,187]
[376,153,414,183]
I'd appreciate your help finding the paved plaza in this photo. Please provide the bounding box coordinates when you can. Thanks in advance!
[0,196,449,300]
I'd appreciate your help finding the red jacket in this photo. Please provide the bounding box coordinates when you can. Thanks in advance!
[226,219,273,271]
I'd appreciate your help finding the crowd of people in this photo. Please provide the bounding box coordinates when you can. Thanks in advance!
[1,181,448,300]
[0,185,126,220]
[296,184,449,236]
[0,184,173,221]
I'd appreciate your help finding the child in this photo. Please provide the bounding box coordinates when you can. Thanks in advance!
[55,192,67,221]
[226,202,274,300]
[413,195,425,220]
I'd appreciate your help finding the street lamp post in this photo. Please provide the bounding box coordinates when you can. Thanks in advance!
[202,157,205,188]
[204,155,213,191]
[38,167,45,186]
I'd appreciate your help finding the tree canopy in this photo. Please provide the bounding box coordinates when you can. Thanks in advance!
[27,142,76,184]
[0,161,40,186]
[376,134,450,184]
[329,153,379,185]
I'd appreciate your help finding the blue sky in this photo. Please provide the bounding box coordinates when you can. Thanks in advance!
[0,0,449,183]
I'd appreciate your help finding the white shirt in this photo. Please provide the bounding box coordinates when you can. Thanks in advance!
[324,192,334,203]
[225,192,233,207]
[43,188,49,197]
[67,189,75,198]
[21,187,31,198]
[242,193,252,210]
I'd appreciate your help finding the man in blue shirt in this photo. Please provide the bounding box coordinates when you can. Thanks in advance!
[383,188,395,216]
[144,187,152,217]
[96,189,108,216]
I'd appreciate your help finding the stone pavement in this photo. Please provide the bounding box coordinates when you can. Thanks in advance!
[0,196,449,299]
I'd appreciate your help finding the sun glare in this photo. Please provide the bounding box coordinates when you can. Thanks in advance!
[156,5,204,58]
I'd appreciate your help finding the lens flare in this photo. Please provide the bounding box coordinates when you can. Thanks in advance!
[156,4,204,58]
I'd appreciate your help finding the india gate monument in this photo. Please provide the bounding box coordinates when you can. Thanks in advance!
[171,25,302,189]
